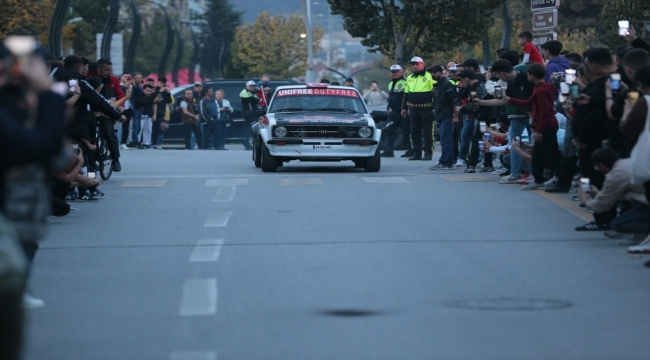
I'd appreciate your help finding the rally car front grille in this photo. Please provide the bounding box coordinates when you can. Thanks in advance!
[277,125,370,139]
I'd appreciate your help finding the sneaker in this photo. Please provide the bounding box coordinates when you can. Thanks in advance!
[544,183,570,193]
[23,293,44,310]
[152,145,161,149]
[464,166,476,173]
[627,235,650,253]
[455,159,466,168]
[619,233,646,246]
[78,193,99,202]
[69,207,79,213]
[400,151,413,158]
[572,195,580,201]
[544,176,559,187]
[521,182,544,191]
[90,189,105,198]
[380,151,395,158]
[422,154,432,161]
[575,221,609,231]
[499,175,521,184]
[429,163,454,170]
[517,177,534,185]
[112,159,121,172]
[491,167,507,175]
[604,230,631,239]
[120,144,129,150]
[479,166,496,173]
[65,190,78,201]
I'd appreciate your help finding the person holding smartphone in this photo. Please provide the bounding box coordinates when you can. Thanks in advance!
[152,77,172,149]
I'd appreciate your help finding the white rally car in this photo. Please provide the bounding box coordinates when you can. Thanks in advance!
[251,84,381,172]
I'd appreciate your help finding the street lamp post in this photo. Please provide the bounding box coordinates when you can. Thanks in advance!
[302,0,315,83]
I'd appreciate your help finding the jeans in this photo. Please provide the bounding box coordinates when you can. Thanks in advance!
[215,121,228,149]
[438,117,454,166]
[139,115,153,146]
[611,203,650,235]
[185,123,203,149]
[120,109,133,145]
[508,117,529,177]
[131,109,142,145]
[203,121,217,149]
[503,153,532,173]
[458,117,474,162]
[409,108,433,155]
[384,111,411,153]
[99,116,120,160]
[191,122,204,149]
[151,117,165,146]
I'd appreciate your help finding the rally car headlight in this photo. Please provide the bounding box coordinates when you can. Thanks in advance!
[358,126,372,138]
[273,126,288,138]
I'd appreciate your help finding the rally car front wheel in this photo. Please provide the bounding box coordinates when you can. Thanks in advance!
[364,149,381,172]
[260,144,278,172]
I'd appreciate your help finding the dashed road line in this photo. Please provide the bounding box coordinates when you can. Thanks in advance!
[212,187,236,202]
[280,178,324,186]
[178,278,218,316]
[205,179,248,187]
[189,239,224,262]
[170,351,217,360]
[203,212,232,227]
[361,176,410,184]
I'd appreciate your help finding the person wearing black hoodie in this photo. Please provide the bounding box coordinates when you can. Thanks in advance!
[53,56,124,155]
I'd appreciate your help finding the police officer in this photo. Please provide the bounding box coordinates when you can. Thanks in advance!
[380,65,412,158]
[401,56,436,160]
[240,80,259,150]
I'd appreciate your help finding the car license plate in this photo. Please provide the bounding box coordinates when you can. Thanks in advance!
[313,145,332,149]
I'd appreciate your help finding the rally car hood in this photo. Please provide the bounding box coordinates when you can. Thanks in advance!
[274,113,371,126]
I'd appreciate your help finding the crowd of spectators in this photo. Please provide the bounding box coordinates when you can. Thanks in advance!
[380,29,650,263]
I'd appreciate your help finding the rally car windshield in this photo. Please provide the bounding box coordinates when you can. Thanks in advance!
[269,88,367,114]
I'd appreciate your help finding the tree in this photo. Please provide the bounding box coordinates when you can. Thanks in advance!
[61,0,110,59]
[231,11,324,79]
[0,0,56,44]
[599,0,650,49]
[202,0,243,78]
[328,0,505,66]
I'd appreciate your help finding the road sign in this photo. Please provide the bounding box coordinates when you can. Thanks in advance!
[533,9,558,31]
[531,0,559,11]
[532,32,558,48]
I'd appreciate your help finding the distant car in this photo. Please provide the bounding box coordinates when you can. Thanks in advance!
[165,79,299,146]
[251,84,381,172]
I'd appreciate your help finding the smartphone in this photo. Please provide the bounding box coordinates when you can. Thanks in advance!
[570,84,580,99]
[494,85,503,99]
[87,172,96,179]
[580,177,590,192]
[69,78,78,93]
[480,121,487,132]
[565,69,576,85]
[157,93,163,98]
[560,82,570,95]
[610,73,621,91]
[618,20,630,36]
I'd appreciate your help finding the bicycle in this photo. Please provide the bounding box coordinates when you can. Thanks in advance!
[95,117,114,180]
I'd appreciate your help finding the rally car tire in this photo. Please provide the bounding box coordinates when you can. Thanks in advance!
[261,144,278,172]
[253,142,262,168]
[364,150,381,172]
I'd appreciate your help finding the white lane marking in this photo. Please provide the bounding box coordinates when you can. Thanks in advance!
[190,239,224,262]
[170,351,217,360]
[212,187,236,202]
[203,212,232,227]
[280,178,324,186]
[205,179,248,186]
[179,278,218,316]
[360,176,410,184]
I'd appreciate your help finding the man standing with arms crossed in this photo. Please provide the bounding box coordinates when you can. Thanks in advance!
[401,57,435,160]
[381,64,412,158]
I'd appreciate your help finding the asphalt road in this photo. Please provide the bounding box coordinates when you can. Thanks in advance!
[25,145,650,360]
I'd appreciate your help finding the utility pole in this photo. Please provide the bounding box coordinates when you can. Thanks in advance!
[302,0,315,83]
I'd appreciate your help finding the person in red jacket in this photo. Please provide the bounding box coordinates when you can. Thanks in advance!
[502,63,561,190]
[517,31,545,65]
[88,59,125,100]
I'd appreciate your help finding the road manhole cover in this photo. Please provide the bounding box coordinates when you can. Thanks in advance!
[316,309,383,317]
[443,298,572,311]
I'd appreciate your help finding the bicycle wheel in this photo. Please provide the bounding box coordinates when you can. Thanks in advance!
[98,135,113,180]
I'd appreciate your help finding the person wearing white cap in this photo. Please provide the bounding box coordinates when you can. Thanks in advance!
[239,80,259,150]
[380,64,412,157]
[401,56,436,160]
